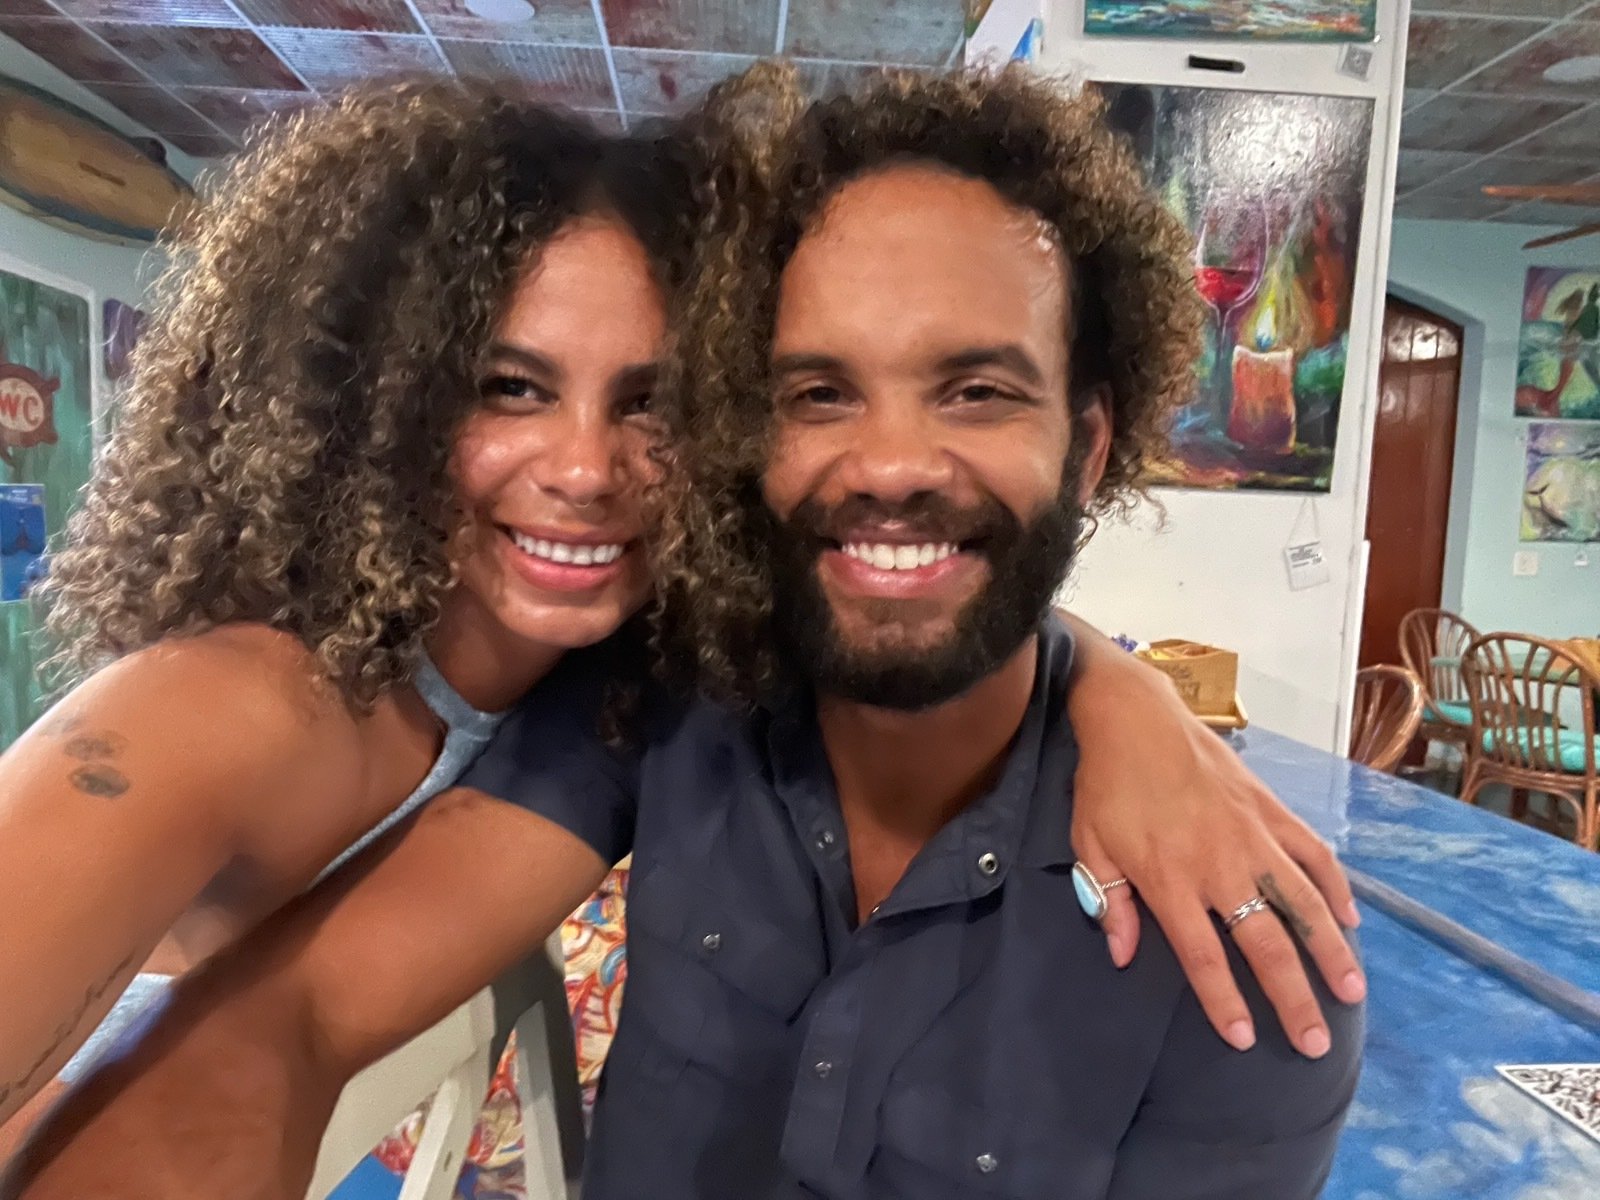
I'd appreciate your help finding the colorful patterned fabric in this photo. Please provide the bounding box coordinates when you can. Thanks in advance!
[371,865,631,1199]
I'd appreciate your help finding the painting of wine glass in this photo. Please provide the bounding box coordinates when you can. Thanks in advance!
[1099,82,1374,491]
[1084,0,1376,42]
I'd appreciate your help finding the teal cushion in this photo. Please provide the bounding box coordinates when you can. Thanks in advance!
[1427,700,1472,726]
[1481,728,1600,773]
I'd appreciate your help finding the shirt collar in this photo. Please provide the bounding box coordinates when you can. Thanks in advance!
[763,619,1079,917]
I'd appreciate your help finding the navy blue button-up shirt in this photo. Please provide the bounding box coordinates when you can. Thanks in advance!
[462,623,1362,1199]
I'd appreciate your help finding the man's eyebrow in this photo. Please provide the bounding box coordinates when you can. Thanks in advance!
[771,352,846,375]
[935,344,1046,387]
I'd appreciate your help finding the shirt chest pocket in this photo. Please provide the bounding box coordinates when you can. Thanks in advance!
[875,1084,1114,1200]
[625,861,821,1085]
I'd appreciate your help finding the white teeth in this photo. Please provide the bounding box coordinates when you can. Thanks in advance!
[841,542,959,571]
[510,531,625,566]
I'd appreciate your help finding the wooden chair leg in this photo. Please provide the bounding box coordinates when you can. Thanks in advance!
[1510,788,1530,821]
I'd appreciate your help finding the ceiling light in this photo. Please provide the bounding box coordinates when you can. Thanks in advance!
[464,0,537,21]
[1543,54,1600,84]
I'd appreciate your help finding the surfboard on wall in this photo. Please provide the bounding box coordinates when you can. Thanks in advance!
[0,74,193,246]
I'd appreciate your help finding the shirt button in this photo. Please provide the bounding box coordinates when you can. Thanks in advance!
[977,852,1000,876]
[701,932,722,952]
[975,1153,998,1174]
[813,1060,833,1079]
[816,829,836,850]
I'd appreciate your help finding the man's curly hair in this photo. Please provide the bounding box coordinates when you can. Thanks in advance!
[649,62,1203,707]
[43,80,689,709]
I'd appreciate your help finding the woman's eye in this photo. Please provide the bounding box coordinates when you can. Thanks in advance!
[793,384,845,407]
[479,374,550,408]
[618,390,655,418]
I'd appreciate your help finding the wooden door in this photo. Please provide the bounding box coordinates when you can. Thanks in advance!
[1359,296,1462,669]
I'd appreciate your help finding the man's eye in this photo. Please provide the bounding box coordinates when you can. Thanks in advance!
[956,383,1006,404]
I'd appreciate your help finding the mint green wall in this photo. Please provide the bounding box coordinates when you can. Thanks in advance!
[1387,218,1599,641]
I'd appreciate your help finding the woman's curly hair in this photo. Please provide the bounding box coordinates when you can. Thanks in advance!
[648,62,1203,707]
[43,80,689,710]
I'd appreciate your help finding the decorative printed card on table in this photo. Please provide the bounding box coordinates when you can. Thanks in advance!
[1497,1064,1600,1145]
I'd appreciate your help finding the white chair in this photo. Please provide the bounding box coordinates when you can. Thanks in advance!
[307,934,584,1200]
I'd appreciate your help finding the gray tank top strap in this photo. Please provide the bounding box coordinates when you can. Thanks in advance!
[312,651,506,885]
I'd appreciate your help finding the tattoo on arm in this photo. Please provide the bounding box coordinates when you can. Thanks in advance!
[68,766,130,800]
[41,717,132,800]
[1256,872,1315,942]
[0,949,141,1110]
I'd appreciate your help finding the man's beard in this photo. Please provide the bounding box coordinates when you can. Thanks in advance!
[759,473,1088,712]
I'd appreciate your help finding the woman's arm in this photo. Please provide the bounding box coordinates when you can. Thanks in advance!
[1057,613,1365,1059]
[2,789,609,1200]
[0,627,365,1123]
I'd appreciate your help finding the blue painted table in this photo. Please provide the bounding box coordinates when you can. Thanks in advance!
[335,729,1600,1199]
[1235,728,1600,1197]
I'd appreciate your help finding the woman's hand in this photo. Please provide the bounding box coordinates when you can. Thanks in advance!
[1062,618,1365,1060]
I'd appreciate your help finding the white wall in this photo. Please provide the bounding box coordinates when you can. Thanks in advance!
[0,33,192,326]
[973,2,1409,750]
[1388,218,1599,641]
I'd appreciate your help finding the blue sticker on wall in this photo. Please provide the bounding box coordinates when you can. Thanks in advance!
[1,484,47,602]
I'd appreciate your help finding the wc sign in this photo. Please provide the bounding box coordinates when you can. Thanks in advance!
[0,359,60,466]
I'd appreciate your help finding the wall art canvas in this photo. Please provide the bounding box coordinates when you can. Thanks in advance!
[0,263,93,747]
[1099,83,1374,491]
[1522,422,1600,543]
[1515,267,1600,420]
[1085,0,1376,42]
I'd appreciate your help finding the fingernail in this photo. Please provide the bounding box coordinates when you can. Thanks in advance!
[1224,1021,1255,1052]
[1344,901,1362,927]
[1341,970,1367,1002]
[1108,930,1130,967]
[1302,1027,1331,1059]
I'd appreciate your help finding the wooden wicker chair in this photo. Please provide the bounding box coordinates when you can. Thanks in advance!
[1350,665,1425,774]
[1460,633,1600,849]
[1398,608,1483,758]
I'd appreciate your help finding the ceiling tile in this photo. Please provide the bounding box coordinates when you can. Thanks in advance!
[1404,14,1542,90]
[784,0,964,66]
[411,0,601,46]
[233,0,420,34]
[261,29,446,88]
[161,130,238,157]
[93,22,309,89]
[793,58,903,98]
[1411,0,1590,17]
[48,0,241,24]
[601,0,781,54]
[1392,193,1513,220]
[441,40,615,107]
[1460,22,1600,100]
[1403,88,1439,111]
[79,81,216,133]
[1395,148,1479,193]
[174,86,313,136]
[1405,152,1598,206]
[1513,101,1600,155]
[612,48,757,115]
[0,17,149,83]
[1400,92,1580,152]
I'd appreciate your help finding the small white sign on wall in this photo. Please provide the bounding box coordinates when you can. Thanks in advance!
[1285,499,1331,590]
[1513,550,1540,577]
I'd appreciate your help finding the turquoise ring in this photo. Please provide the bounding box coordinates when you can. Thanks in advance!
[1072,862,1129,922]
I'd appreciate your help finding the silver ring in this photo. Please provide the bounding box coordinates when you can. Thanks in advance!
[1072,862,1130,922]
[1223,895,1273,931]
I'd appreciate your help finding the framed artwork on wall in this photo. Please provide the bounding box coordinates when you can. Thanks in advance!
[1522,422,1600,544]
[1084,0,1376,42]
[1098,81,1374,492]
[0,259,94,747]
[1515,267,1600,420]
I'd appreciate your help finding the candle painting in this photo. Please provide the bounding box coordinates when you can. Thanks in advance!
[1099,83,1373,491]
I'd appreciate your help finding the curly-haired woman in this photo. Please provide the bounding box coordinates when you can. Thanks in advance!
[1,71,1356,1166]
